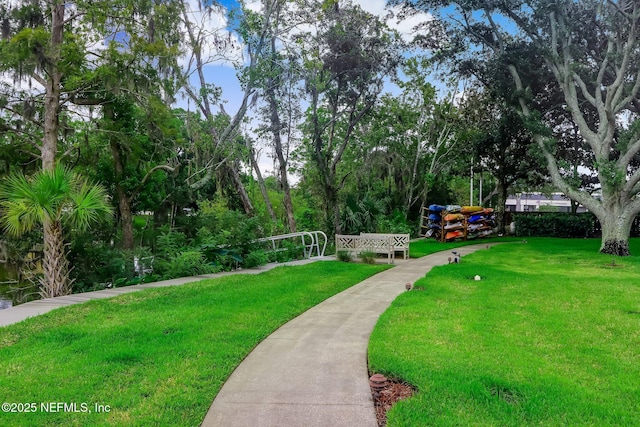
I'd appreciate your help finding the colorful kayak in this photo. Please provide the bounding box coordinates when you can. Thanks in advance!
[445,230,464,240]
[469,214,485,223]
[467,223,483,232]
[424,202,496,242]
[461,205,484,214]
[443,213,464,222]
[444,221,464,230]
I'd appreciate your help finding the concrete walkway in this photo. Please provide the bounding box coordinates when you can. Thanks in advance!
[202,244,491,427]
[0,257,334,328]
[0,244,492,426]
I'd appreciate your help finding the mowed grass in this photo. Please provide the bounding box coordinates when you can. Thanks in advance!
[0,261,388,427]
[370,238,640,426]
[409,237,521,258]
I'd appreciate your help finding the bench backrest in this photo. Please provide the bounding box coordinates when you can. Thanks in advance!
[336,234,392,252]
[360,233,409,249]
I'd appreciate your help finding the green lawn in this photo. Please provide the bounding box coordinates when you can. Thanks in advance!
[370,238,640,426]
[0,261,388,427]
[409,236,521,258]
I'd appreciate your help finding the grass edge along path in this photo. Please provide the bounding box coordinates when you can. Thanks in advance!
[0,261,389,427]
[409,236,521,258]
[370,238,640,426]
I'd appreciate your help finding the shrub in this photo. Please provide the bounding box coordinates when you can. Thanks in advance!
[199,245,243,270]
[359,251,376,264]
[377,209,413,235]
[155,227,189,258]
[68,239,138,292]
[337,251,353,262]
[514,213,595,238]
[161,250,218,279]
[243,250,268,268]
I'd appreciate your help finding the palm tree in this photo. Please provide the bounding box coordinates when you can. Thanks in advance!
[0,165,113,298]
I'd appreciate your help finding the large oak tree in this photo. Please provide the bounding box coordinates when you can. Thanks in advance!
[297,0,402,234]
[393,0,640,254]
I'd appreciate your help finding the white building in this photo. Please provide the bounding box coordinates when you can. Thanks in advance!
[505,192,587,213]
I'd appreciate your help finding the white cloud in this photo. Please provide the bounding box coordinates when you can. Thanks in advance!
[178,0,244,69]
[354,0,433,43]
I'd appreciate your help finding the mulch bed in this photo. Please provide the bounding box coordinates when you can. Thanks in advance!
[371,378,416,427]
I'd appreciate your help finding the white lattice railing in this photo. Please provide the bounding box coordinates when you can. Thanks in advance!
[360,233,410,260]
[335,234,395,264]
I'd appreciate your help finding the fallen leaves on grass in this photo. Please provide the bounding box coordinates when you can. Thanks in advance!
[372,379,415,427]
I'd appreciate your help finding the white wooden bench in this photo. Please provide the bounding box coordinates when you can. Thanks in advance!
[360,233,410,260]
[335,234,395,264]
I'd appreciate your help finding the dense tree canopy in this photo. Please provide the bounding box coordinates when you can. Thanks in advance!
[2,0,629,296]
[391,0,640,254]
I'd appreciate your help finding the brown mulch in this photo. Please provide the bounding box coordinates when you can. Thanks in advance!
[371,379,416,427]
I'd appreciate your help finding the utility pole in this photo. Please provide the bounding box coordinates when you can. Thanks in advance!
[470,165,474,205]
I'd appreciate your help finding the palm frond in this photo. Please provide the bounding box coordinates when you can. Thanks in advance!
[66,180,114,231]
[0,165,112,235]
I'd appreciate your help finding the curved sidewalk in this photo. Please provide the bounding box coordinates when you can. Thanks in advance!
[0,257,334,328]
[202,244,492,427]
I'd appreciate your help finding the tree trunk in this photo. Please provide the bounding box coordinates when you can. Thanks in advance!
[598,213,633,256]
[41,219,71,298]
[117,188,135,250]
[41,1,64,172]
[267,77,296,232]
[230,162,254,215]
[248,146,277,222]
[323,184,341,235]
[332,197,341,235]
[39,2,66,297]
[496,181,508,235]
[282,183,297,233]
[109,128,135,250]
[406,136,421,215]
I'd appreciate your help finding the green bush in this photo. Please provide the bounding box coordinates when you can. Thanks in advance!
[336,251,353,262]
[243,250,268,268]
[68,237,138,291]
[199,244,243,270]
[267,242,305,263]
[359,251,376,264]
[377,209,414,235]
[155,227,189,258]
[161,250,218,278]
[514,213,595,238]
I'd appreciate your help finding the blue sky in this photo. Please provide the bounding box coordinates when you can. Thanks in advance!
[182,0,437,110]
[178,0,436,176]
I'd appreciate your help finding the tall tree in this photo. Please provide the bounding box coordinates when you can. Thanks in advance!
[392,0,640,255]
[0,166,112,297]
[460,92,545,233]
[0,0,182,284]
[298,1,402,234]
[177,0,284,215]
[248,0,305,232]
[349,70,461,222]
[98,99,180,249]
